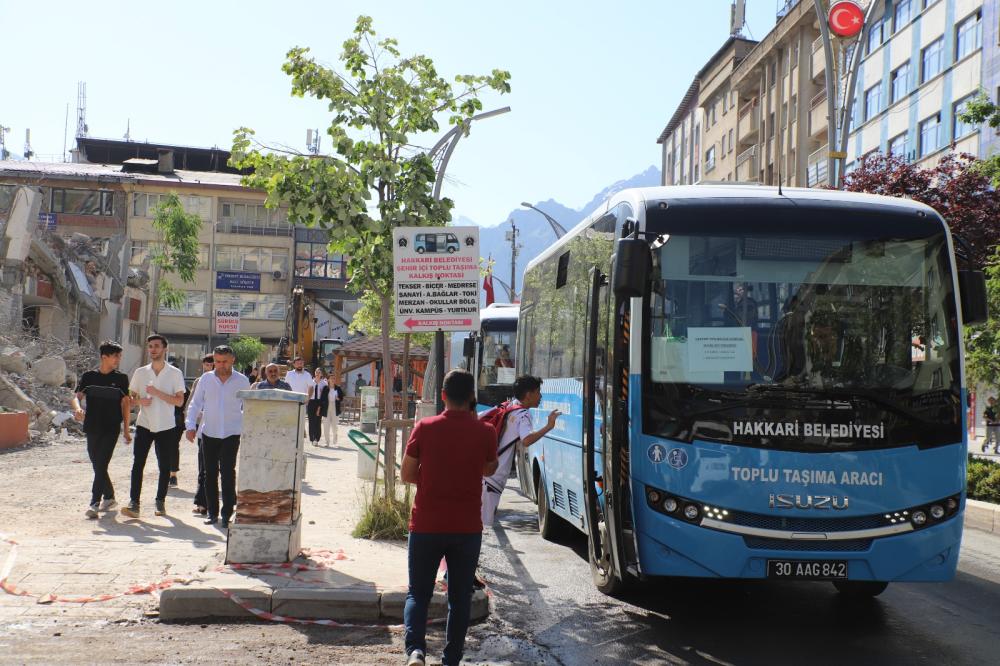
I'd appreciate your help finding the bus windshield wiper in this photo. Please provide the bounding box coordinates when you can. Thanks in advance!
[745,384,936,425]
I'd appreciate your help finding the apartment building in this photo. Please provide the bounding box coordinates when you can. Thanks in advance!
[845,0,985,172]
[701,38,758,182]
[657,80,702,185]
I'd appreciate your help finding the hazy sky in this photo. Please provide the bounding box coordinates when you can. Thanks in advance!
[1,1,780,225]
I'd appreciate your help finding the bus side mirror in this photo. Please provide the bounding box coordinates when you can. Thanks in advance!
[959,270,988,326]
[613,238,651,299]
[463,336,475,358]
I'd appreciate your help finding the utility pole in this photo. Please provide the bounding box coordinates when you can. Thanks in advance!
[0,125,9,160]
[505,218,521,300]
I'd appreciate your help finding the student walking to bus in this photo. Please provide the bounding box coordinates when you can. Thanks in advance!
[122,335,186,519]
[307,368,330,446]
[984,396,999,454]
[72,341,131,519]
[400,369,498,666]
[481,375,561,527]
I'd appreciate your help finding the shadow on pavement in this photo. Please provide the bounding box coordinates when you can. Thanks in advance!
[90,513,224,546]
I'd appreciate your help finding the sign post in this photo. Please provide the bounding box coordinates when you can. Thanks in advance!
[215,308,240,335]
[393,226,481,413]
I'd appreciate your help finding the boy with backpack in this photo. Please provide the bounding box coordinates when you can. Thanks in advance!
[480,375,561,527]
[984,396,999,454]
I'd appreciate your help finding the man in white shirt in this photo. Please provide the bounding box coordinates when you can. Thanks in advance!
[185,345,251,528]
[284,356,314,396]
[121,335,187,519]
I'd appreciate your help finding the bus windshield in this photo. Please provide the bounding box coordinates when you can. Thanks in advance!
[643,219,961,452]
[479,329,517,390]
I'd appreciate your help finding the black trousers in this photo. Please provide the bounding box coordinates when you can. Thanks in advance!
[130,426,172,504]
[193,437,207,508]
[86,429,119,506]
[202,434,240,520]
[165,426,183,473]
[307,400,324,442]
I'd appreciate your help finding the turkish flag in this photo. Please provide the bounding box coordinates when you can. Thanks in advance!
[483,269,495,306]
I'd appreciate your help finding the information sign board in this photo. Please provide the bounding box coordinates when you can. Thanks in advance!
[215,308,241,335]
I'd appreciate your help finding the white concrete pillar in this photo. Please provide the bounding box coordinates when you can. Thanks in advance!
[226,388,308,564]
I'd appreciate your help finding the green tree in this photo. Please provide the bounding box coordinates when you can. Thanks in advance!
[958,89,1000,186]
[231,16,510,496]
[229,335,267,371]
[964,248,1000,387]
[147,193,203,340]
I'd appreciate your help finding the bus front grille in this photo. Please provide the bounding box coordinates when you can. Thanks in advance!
[743,536,873,552]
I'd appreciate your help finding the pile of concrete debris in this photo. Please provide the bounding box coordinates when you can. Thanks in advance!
[0,333,94,443]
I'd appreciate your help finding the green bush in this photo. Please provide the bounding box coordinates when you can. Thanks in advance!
[974,468,1000,505]
[968,459,992,497]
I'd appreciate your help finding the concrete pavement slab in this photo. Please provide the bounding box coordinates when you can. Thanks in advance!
[271,586,380,621]
[159,582,272,620]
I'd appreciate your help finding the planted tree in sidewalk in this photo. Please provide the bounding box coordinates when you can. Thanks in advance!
[145,193,203,342]
[842,152,1000,269]
[229,335,266,371]
[230,15,510,510]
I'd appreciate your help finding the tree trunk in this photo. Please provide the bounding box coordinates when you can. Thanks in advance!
[401,333,411,418]
[144,263,162,363]
[379,295,396,499]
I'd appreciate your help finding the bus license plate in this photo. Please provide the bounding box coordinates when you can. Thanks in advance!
[767,559,848,580]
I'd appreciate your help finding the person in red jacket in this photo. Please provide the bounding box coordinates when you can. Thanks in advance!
[400,369,498,666]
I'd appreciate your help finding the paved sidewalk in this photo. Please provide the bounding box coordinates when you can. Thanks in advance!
[0,419,481,626]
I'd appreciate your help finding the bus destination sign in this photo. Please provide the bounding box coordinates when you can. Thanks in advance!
[392,226,481,333]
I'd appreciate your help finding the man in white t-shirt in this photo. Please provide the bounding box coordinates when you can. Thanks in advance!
[481,375,561,526]
[284,356,314,396]
[121,334,186,519]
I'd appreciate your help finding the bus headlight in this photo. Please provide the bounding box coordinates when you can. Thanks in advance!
[663,498,678,513]
[929,505,945,520]
[683,504,700,521]
[647,489,661,505]
[911,511,927,526]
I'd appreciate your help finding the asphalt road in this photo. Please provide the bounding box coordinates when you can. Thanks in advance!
[473,479,1000,666]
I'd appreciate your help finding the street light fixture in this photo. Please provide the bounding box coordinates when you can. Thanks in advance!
[520,202,568,239]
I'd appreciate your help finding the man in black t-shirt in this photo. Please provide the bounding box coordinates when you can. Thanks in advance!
[71,341,131,519]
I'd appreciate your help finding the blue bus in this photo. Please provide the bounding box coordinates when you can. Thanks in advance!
[514,185,987,597]
[461,303,520,410]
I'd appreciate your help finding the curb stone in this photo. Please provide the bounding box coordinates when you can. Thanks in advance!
[965,499,998,533]
[271,586,379,621]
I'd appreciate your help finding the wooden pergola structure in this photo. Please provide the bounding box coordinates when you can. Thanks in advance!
[331,336,429,394]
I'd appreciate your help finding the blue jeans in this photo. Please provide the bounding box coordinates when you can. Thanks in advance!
[404,531,482,665]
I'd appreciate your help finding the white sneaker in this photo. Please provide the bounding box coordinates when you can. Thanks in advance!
[85,504,99,519]
[99,499,118,512]
[406,650,425,665]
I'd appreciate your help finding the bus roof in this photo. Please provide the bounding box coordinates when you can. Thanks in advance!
[481,303,520,322]
[524,185,944,276]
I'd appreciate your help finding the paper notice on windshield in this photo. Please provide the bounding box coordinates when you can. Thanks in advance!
[496,367,515,384]
[651,337,724,383]
[687,327,753,372]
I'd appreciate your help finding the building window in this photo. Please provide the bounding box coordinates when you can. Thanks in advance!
[132,193,211,219]
[894,0,912,31]
[864,83,883,121]
[721,134,727,155]
[791,41,799,68]
[705,146,717,172]
[170,343,207,379]
[890,63,910,104]
[867,17,886,54]
[215,246,289,274]
[953,96,977,140]
[128,322,143,346]
[768,61,777,87]
[158,290,207,317]
[790,95,798,120]
[295,242,347,279]
[214,293,287,321]
[728,128,734,153]
[955,11,982,61]
[921,38,944,83]
[218,200,290,235]
[888,133,908,158]
[51,188,114,216]
[768,112,776,138]
[919,113,942,157]
[130,241,209,269]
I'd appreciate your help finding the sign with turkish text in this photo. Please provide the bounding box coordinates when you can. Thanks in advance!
[392,226,480,333]
[215,308,240,335]
[828,0,864,38]
[38,212,56,231]
[216,270,261,292]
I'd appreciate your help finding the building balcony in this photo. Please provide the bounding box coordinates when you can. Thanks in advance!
[23,276,54,303]
[811,36,825,81]
[809,91,828,138]
[736,146,758,181]
[738,103,760,143]
[806,146,829,187]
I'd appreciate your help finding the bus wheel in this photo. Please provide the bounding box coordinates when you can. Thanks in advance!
[537,482,564,541]
[590,520,629,596]
[832,580,889,598]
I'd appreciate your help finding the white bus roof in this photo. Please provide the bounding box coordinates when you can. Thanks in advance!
[481,303,520,321]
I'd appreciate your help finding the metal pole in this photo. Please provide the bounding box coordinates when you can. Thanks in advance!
[836,2,878,188]
[434,330,445,414]
[813,0,839,188]
[520,202,568,239]
[509,219,518,301]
